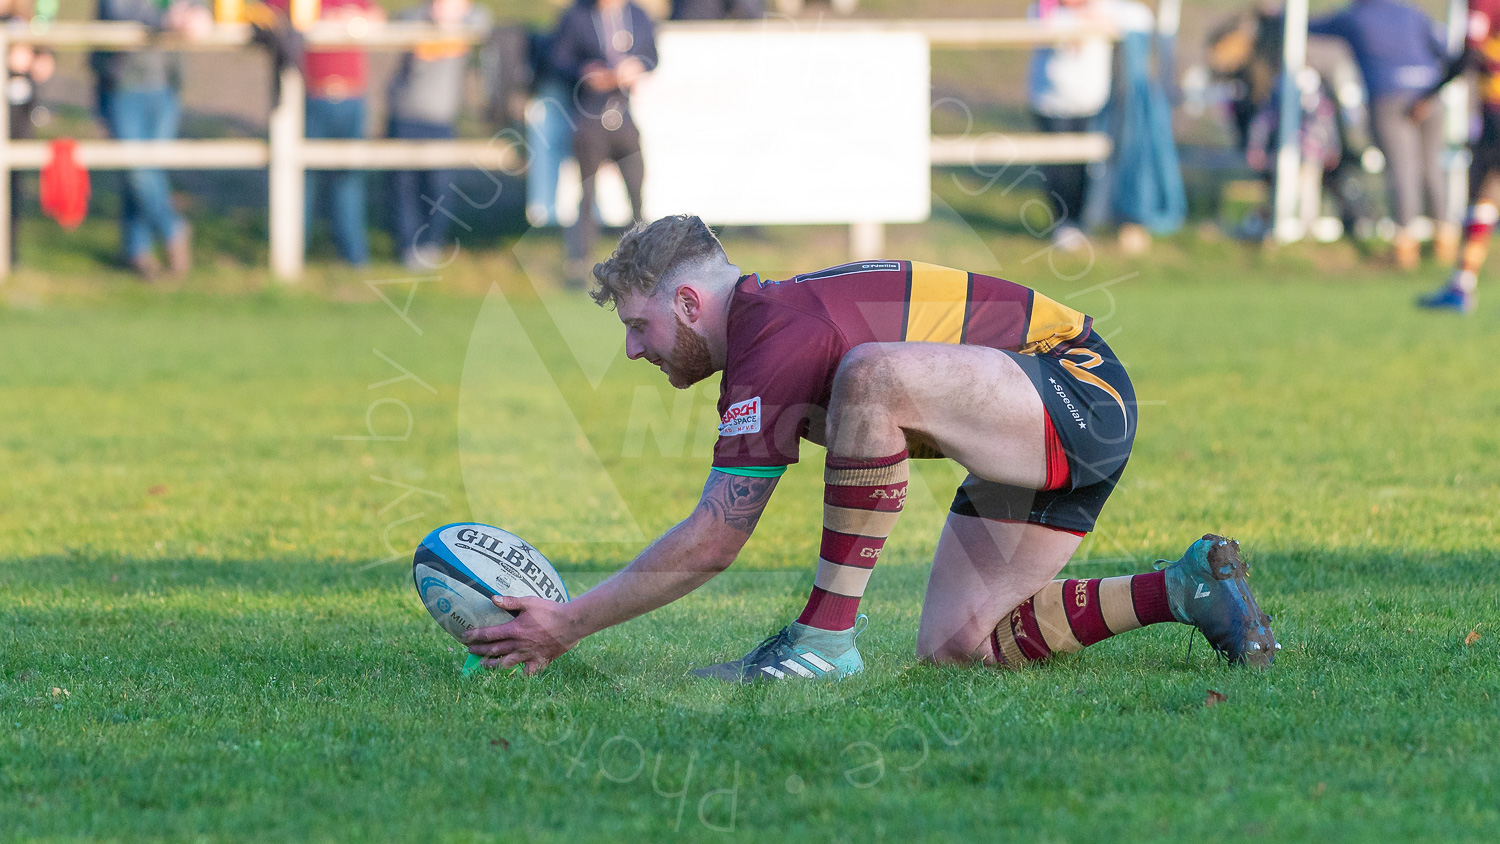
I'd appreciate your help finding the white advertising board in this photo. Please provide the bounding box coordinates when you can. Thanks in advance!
[627,29,932,225]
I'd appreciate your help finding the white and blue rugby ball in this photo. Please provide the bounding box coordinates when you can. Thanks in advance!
[412,522,569,642]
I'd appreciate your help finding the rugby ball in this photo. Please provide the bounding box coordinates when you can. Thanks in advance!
[412,522,569,642]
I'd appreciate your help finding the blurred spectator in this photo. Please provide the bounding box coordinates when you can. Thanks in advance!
[1309,0,1453,269]
[525,28,573,228]
[3,0,54,266]
[552,0,656,286]
[386,0,490,269]
[91,0,210,279]
[269,0,384,267]
[1246,68,1345,235]
[1409,0,1500,312]
[1027,0,1152,250]
[1204,5,1284,151]
[669,0,764,20]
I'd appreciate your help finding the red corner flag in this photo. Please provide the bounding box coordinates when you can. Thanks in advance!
[39,138,90,230]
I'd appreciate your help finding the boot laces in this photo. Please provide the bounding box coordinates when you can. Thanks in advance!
[745,627,794,663]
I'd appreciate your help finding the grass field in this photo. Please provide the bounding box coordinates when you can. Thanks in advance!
[2,214,1498,842]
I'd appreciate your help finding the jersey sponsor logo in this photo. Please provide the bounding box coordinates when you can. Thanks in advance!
[719,396,762,436]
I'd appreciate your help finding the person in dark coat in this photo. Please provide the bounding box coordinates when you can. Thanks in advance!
[551,0,656,286]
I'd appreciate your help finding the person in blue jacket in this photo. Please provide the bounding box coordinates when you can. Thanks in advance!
[1309,0,1456,268]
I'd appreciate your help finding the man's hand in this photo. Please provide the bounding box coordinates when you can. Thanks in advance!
[463,596,581,676]
[615,57,647,90]
[462,471,777,676]
[1408,97,1435,122]
[582,61,618,92]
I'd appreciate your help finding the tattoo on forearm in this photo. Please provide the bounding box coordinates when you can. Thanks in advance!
[701,472,778,534]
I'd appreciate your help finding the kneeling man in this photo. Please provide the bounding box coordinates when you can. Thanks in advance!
[465,215,1278,679]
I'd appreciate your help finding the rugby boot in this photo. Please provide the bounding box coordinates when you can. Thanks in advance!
[688,617,866,682]
[1162,535,1278,667]
[1416,281,1476,314]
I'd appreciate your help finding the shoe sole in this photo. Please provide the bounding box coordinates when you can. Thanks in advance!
[1201,536,1278,667]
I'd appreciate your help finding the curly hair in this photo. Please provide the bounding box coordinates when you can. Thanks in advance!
[590,215,726,309]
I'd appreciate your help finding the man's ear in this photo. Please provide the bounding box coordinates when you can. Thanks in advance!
[675,285,704,323]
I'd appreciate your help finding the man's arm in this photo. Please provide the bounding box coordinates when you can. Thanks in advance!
[559,470,776,634]
[1412,47,1477,118]
[462,470,780,674]
[1305,10,1348,40]
[549,7,588,81]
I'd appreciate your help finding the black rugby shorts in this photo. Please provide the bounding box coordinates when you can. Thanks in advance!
[949,330,1136,534]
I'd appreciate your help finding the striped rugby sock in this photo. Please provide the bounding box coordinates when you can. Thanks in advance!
[1459,202,1497,282]
[796,450,909,631]
[989,570,1177,666]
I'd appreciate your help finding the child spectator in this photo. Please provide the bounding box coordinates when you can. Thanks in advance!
[386,0,490,269]
[1246,68,1345,236]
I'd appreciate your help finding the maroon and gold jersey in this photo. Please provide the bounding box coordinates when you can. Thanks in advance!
[1465,1,1500,105]
[712,260,1093,470]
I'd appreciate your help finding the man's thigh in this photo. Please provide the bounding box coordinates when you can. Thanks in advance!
[850,341,1051,489]
[916,512,1081,662]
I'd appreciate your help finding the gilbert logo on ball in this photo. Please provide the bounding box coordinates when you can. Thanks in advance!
[412,523,569,643]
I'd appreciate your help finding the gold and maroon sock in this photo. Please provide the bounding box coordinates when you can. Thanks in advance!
[1458,202,1497,286]
[796,450,909,631]
[989,570,1178,666]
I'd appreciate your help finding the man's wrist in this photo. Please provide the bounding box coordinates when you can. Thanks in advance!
[559,599,596,645]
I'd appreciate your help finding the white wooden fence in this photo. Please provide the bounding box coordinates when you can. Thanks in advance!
[0,18,1115,281]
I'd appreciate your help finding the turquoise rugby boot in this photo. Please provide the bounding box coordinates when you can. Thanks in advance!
[689,616,867,683]
[1162,535,1279,667]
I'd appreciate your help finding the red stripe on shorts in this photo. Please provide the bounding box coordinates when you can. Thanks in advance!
[1043,412,1071,491]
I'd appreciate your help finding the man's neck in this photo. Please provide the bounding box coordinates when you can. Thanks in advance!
[704,265,742,373]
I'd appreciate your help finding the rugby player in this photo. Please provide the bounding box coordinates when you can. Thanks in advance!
[1411,0,1500,313]
[463,215,1278,680]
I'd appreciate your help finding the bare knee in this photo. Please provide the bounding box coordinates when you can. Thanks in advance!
[831,343,898,404]
[916,624,990,666]
[827,344,906,451]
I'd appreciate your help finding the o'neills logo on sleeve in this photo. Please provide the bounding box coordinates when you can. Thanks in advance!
[719,396,761,436]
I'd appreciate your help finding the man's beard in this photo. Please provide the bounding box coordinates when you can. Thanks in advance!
[663,315,714,389]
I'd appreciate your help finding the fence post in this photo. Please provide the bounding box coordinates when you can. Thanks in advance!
[850,221,885,260]
[1271,0,1309,244]
[1443,0,1471,226]
[0,27,10,282]
[269,65,305,281]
